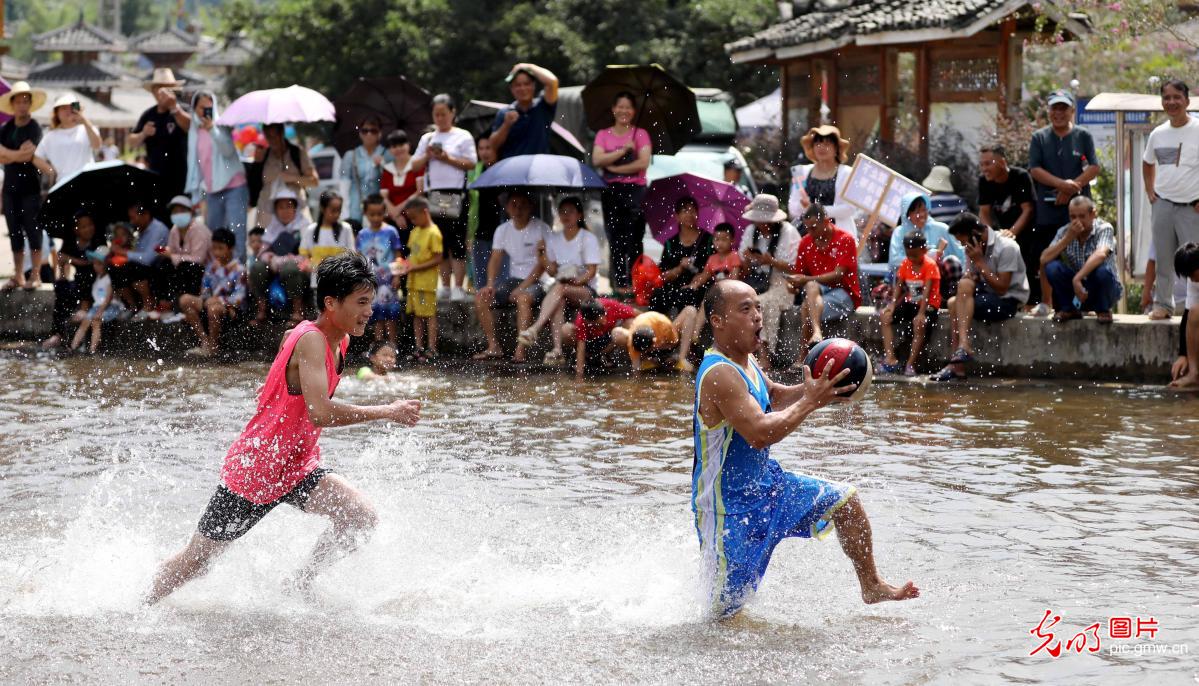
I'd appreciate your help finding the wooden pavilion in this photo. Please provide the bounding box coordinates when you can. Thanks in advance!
[726,0,1091,157]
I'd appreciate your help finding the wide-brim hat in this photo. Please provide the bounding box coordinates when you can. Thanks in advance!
[922,165,955,194]
[741,193,787,224]
[801,125,851,162]
[0,82,47,115]
[146,68,186,92]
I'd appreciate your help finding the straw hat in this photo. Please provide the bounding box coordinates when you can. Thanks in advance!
[0,82,47,115]
[146,68,186,92]
[741,194,787,224]
[801,125,850,162]
[922,165,955,194]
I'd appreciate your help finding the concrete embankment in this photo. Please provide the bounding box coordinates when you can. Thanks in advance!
[0,288,1180,383]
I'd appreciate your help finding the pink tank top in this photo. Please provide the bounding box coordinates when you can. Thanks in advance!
[222,320,348,503]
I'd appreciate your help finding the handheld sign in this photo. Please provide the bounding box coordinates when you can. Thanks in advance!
[840,154,928,228]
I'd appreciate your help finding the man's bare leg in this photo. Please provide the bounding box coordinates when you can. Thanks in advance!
[830,495,919,604]
[146,533,230,605]
[803,281,826,343]
[674,305,702,364]
[513,290,534,362]
[292,474,378,591]
[473,292,501,356]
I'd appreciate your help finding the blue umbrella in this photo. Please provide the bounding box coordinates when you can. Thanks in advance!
[469,154,605,190]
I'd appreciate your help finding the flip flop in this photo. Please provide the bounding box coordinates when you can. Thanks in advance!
[0,279,17,291]
[1096,311,1113,324]
[948,348,974,364]
[1053,310,1082,323]
[929,366,967,382]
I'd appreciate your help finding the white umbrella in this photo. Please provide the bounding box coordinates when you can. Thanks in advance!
[217,85,336,126]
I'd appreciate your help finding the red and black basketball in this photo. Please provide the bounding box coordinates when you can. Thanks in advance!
[803,338,874,401]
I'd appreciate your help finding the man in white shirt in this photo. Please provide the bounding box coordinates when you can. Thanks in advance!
[473,190,549,363]
[1142,79,1199,320]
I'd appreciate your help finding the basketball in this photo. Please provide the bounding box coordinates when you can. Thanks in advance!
[803,338,873,401]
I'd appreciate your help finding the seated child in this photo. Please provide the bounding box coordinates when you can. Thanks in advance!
[356,193,404,350]
[182,228,247,358]
[357,341,398,380]
[246,227,264,270]
[398,196,443,363]
[70,249,125,354]
[614,307,704,373]
[694,223,743,286]
[879,232,941,376]
[562,297,637,378]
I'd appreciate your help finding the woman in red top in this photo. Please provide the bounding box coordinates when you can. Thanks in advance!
[381,130,419,225]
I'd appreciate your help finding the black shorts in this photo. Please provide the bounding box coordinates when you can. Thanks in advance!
[197,467,333,541]
[893,302,939,327]
[583,332,614,358]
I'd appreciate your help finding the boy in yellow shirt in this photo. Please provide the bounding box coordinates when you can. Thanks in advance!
[400,196,444,362]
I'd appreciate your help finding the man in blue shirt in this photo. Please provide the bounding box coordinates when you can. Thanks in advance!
[693,279,919,616]
[489,62,559,160]
[1027,89,1100,307]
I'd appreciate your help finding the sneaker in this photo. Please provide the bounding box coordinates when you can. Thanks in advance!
[878,361,903,374]
[1030,302,1051,318]
[160,312,186,324]
[132,310,155,321]
[450,287,469,303]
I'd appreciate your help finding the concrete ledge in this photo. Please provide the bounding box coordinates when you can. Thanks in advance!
[0,290,1181,382]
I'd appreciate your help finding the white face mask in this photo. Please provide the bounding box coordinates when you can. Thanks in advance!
[171,212,192,228]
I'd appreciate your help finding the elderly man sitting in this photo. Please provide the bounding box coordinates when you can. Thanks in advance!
[1039,196,1121,323]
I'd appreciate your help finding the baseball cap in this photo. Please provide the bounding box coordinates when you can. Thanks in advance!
[1047,89,1076,107]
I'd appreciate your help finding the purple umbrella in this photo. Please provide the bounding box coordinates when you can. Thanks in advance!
[217,85,335,126]
[0,78,10,125]
[642,173,752,244]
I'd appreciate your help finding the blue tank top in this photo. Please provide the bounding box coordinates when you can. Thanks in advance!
[692,349,778,515]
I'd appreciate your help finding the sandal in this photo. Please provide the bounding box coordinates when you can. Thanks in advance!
[948,348,974,364]
[1096,311,1113,325]
[929,366,967,382]
[518,328,537,347]
[1053,310,1082,323]
[472,349,503,361]
[0,278,18,291]
[409,348,426,362]
[543,350,564,365]
[1147,308,1172,321]
[878,361,903,374]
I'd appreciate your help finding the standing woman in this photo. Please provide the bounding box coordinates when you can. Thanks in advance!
[592,91,652,300]
[340,115,385,225]
[411,94,477,302]
[0,82,47,291]
[467,136,506,290]
[788,125,858,237]
[33,94,101,184]
[186,91,250,261]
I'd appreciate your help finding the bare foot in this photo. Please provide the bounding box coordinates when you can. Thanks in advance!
[861,578,920,604]
[1168,374,1199,391]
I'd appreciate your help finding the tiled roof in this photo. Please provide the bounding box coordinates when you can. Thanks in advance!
[196,34,259,67]
[129,25,200,54]
[27,61,138,89]
[726,0,1082,57]
[1,55,31,81]
[33,18,126,53]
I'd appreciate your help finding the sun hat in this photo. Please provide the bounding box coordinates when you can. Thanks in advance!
[921,166,955,194]
[146,68,186,92]
[51,94,80,110]
[0,82,47,115]
[801,125,851,162]
[272,185,300,203]
[167,195,193,211]
[741,193,787,224]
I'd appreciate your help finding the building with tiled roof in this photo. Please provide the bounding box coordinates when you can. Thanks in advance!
[130,22,201,71]
[196,33,259,70]
[32,16,127,54]
[726,0,1090,157]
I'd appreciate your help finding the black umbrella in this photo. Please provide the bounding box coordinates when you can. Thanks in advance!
[457,99,587,161]
[581,64,700,156]
[332,76,434,154]
[40,161,164,240]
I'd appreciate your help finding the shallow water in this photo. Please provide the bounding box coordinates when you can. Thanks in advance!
[1,354,1197,684]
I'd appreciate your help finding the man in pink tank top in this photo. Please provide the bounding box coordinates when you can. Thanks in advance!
[147,252,422,604]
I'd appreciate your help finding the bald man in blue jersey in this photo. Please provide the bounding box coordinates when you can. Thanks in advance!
[693,279,919,617]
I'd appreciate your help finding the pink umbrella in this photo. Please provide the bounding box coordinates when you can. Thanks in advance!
[642,173,752,244]
[217,85,335,126]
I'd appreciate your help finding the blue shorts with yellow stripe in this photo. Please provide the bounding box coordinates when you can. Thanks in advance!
[696,461,856,617]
